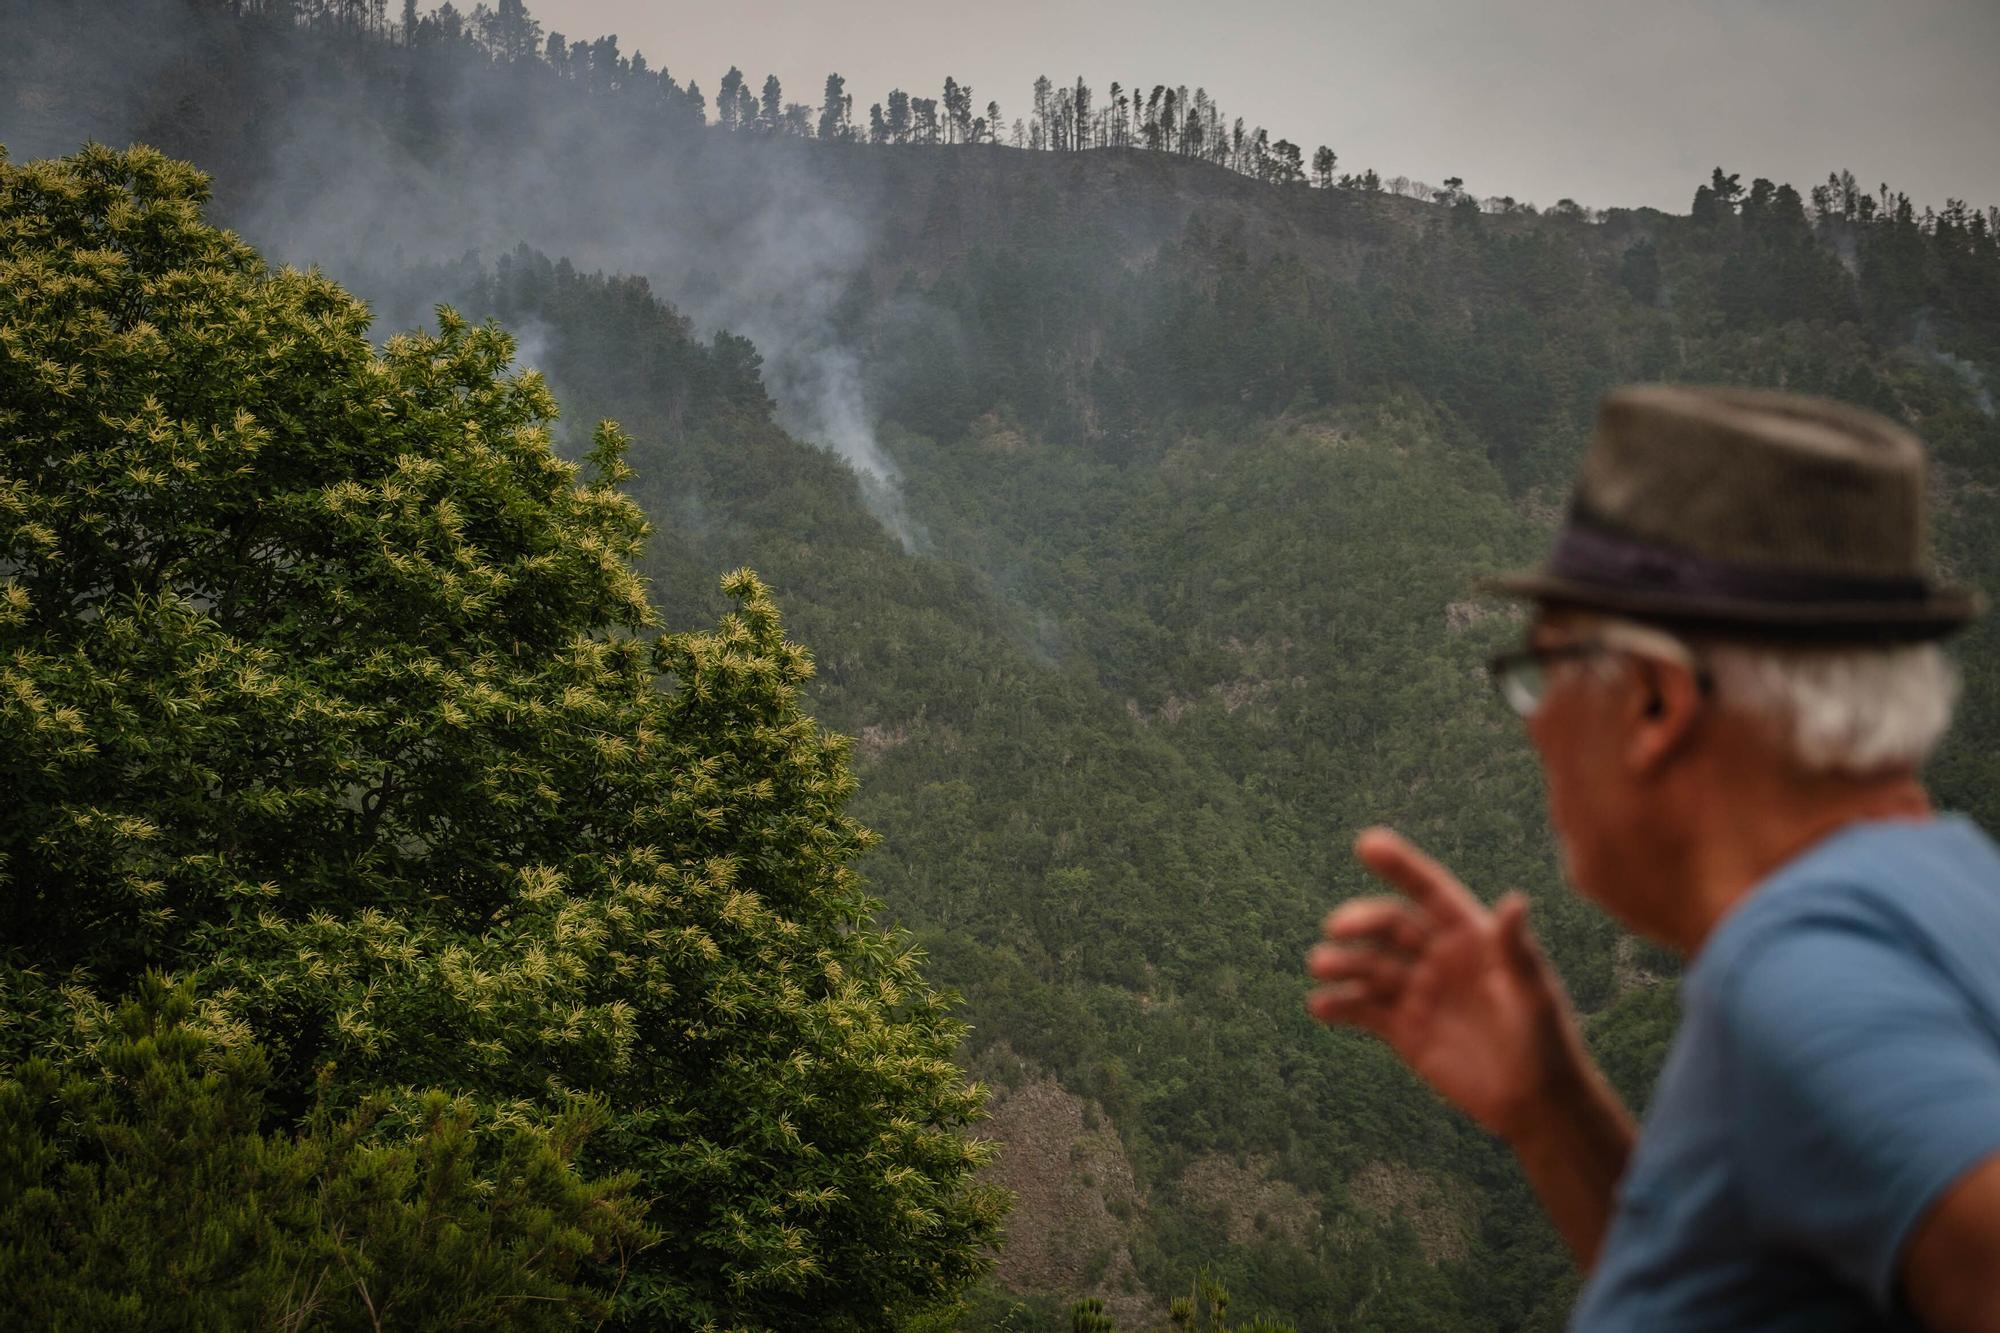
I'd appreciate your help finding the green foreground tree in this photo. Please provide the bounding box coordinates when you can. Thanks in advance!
[0,144,1002,1327]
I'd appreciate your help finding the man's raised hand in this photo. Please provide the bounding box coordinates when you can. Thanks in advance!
[1306,826,1581,1141]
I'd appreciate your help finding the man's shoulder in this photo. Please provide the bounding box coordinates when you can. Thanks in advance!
[1688,815,2000,1058]
[1696,815,2000,992]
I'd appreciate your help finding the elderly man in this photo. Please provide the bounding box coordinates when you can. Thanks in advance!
[1306,386,2000,1329]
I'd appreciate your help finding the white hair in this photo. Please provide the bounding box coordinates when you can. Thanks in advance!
[1575,613,1960,775]
[1702,637,1960,776]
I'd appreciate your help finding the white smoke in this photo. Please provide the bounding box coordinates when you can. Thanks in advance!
[761,339,923,547]
[667,156,925,549]
[506,316,555,376]
[1911,310,1996,418]
[3,12,931,547]
[1930,348,1996,418]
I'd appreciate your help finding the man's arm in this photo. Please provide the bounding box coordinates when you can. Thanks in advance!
[1499,1020,1637,1269]
[1902,1152,2000,1333]
[1307,828,1636,1267]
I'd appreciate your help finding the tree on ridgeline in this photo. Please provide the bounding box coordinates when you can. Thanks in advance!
[1271,138,1304,184]
[887,87,912,143]
[942,75,970,143]
[477,0,538,62]
[0,143,1004,1330]
[582,33,617,90]
[759,72,782,130]
[912,95,941,144]
[956,79,975,143]
[1693,165,1744,223]
[1712,166,1745,211]
[716,63,744,129]
[819,71,852,141]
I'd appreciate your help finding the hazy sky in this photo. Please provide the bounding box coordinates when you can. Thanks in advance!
[529,0,1998,213]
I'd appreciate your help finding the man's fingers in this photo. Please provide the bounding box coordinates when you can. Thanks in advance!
[1306,942,1410,996]
[1305,981,1395,1033]
[1353,826,1484,925]
[1323,897,1430,955]
[1495,891,1547,984]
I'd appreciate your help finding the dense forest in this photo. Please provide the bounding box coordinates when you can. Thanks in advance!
[5,0,2000,1327]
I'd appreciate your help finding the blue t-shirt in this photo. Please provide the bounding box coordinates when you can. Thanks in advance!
[1572,815,2000,1330]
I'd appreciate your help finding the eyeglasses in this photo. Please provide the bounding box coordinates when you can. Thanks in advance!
[1486,643,1613,718]
[1485,623,1709,719]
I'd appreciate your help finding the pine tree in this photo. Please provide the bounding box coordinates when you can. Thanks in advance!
[943,75,964,143]
[912,95,941,143]
[1312,145,1336,188]
[887,87,912,143]
[819,72,849,141]
[1708,166,1744,213]
[760,72,782,129]
[716,64,743,129]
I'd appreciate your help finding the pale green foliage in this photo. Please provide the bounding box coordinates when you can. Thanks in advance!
[0,144,1002,1327]
[1072,1296,1117,1331]
[1063,1271,1296,1332]
[1166,1272,1297,1333]
[0,975,641,1330]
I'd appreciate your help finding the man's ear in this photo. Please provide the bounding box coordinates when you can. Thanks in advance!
[1625,657,1703,777]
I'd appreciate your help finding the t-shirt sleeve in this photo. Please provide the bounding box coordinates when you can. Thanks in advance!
[1721,910,2000,1312]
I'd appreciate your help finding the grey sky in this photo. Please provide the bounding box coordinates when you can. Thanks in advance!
[529,0,1998,213]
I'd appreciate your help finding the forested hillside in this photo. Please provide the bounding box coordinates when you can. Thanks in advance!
[6,1,2000,1327]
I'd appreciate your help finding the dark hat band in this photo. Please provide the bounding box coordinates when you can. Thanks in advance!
[1548,519,1932,608]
